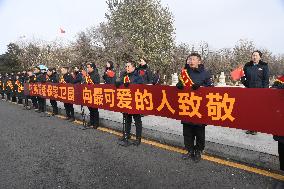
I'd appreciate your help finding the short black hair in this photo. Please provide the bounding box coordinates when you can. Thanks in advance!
[126,60,136,67]
[186,52,202,62]
[48,67,56,72]
[61,66,69,70]
[86,62,96,69]
[252,50,262,58]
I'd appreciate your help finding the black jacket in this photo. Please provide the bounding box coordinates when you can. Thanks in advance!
[102,68,116,84]
[241,61,269,88]
[136,64,152,84]
[62,73,74,84]
[120,70,143,84]
[35,73,46,83]
[88,69,100,84]
[177,64,214,126]
[47,72,59,83]
[177,64,213,87]
[73,72,83,84]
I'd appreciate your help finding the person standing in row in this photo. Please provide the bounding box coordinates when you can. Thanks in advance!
[85,62,100,129]
[102,61,116,84]
[116,60,144,147]
[46,68,59,116]
[176,52,214,163]
[33,67,46,113]
[241,50,269,135]
[73,66,83,84]
[60,66,75,122]
[136,57,153,84]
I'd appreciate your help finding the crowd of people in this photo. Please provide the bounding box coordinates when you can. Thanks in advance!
[0,52,283,172]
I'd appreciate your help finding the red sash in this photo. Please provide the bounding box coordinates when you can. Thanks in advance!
[124,75,130,83]
[85,75,94,84]
[179,69,194,87]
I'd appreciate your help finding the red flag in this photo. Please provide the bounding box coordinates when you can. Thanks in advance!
[231,67,245,81]
[60,28,66,34]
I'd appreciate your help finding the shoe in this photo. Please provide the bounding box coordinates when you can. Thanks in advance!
[69,117,75,122]
[35,110,42,113]
[182,151,194,160]
[118,139,132,147]
[119,134,131,141]
[194,150,202,163]
[64,117,71,120]
[132,138,141,146]
[246,130,257,135]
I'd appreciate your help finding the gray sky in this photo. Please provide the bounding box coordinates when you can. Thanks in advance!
[0,0,284,54]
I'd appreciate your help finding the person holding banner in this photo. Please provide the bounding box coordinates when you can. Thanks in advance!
[46,68,59,116]
[85,62,100,129]
[272,76,284,172]
[60,66,75,122]
[102,61,116,84]
[116,60,144,147]
[73,66,83,84]
[0,74,4,100]
[34,66,46,113]
[241,50,269,135]
[176,52,213,163]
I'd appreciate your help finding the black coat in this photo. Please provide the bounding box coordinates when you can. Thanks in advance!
[177,64,214,126]
[136,64,152,84]
[62,73,74,84]
[102,68,116,84]
[120,70,143,84]
[177,64,213,87]
[35,73,46,83]
[88,69,100,84]
[241,61,269,88]
[73,72,83,84]
[47,73,59,83]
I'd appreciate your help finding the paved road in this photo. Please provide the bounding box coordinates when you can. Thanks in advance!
[0,100,281,189]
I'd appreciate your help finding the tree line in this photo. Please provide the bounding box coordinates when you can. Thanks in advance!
[1,0,283,85]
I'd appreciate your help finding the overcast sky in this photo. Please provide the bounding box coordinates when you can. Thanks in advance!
[0,0,284,54]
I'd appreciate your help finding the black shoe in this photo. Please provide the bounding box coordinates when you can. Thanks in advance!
[119,134,131,141]
[118,139,132,147]
[246,130,257,135]
[133,138,141,146]
[182,151,194,160]
[194,150,202,163]
[69,117,75,122]
[35,110,42,113]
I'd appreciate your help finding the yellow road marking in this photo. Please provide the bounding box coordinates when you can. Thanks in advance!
[12,104,284,181]
[71,119,284,181]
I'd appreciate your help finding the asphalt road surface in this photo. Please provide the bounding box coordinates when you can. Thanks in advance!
[0,100,282,189]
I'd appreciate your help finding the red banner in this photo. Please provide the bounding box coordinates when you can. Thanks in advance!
[25,83,284,136]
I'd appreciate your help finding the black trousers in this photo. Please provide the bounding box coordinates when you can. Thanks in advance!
[183,123,205,152]
[17,97,23,104]
[12,95,17,102]
[7,93,11,101]
[37,97,45,112]
[124,114,142,138]
[31,96,38,109]
[50,100,58,114]
[88,107,99,126]
[279,142,284,171]
[1,92,4,99]
[64,103,74,118]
